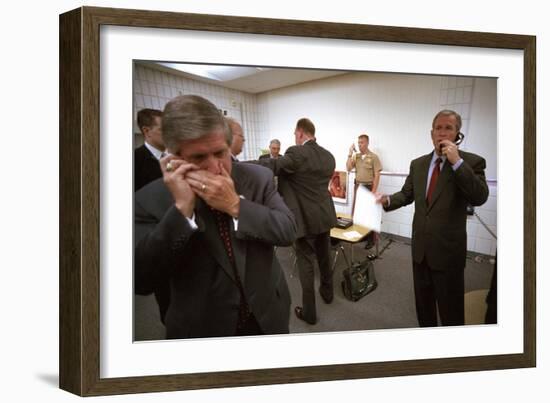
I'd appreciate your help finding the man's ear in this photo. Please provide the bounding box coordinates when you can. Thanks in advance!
[142,126,150,139]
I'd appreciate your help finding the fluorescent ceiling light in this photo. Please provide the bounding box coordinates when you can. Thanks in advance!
[157,63,267,82]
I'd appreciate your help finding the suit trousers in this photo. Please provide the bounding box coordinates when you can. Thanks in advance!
[413,259,465,327]
[295,232,333,323]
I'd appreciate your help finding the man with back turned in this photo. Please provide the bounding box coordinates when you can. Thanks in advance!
[259,118,336,325]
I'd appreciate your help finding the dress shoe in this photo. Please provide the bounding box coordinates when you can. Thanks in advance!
[294,306,317,325]
[364,241,375,250]
[319,287,334,304]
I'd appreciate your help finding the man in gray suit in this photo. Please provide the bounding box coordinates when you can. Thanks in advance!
[134,95,297,339]
[377,110,489,327]
[259,118,336,325]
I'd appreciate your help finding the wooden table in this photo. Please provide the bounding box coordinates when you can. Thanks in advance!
[330,213,377,270]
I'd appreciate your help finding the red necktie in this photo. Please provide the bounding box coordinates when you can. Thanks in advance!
[426,158,442,205]
[211,209,251,333]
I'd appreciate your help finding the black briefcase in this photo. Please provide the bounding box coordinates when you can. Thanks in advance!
[341,260,377,301]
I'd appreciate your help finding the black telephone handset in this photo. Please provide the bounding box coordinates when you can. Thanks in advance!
[439,132,464,152]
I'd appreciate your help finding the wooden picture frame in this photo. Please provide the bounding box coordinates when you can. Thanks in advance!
[60,6,536,396]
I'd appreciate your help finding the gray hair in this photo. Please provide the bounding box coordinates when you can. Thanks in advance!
[162,95,230,153]
[432,109,462,132]
[269,139,281,146]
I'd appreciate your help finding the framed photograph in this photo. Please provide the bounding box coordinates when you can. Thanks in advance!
[329,171,348,203]
[60,6,536,396]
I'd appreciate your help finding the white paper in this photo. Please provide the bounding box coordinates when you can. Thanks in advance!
[352,185,382,232]
[342,230,362,239]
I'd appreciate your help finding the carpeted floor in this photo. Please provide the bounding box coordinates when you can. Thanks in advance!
[134,234,496,341]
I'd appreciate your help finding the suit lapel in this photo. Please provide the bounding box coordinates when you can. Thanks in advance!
[145,146,157,161]
[144,180,243,285]
[417,154,432,207]
[230,167,247,283]
[195,200,237,284]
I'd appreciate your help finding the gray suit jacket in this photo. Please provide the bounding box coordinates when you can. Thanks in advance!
[260,140,336,238]
[386,150,489,271]
[134,163,297,339]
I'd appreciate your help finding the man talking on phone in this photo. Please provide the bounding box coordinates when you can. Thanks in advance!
[134,95,296,339]
[376,109,489,327]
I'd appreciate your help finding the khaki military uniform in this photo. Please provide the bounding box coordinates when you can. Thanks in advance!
[354,151,382,185]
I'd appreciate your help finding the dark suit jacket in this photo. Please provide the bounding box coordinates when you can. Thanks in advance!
[386,150,489,271]
[260,140,336,238]
[134,144,162,192]
[134,162,297,339]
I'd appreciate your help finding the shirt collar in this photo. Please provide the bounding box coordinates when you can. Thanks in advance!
[144,142,164,160]
[431,151,447,165]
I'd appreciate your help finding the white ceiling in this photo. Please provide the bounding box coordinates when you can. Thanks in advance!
[139,61,347,94]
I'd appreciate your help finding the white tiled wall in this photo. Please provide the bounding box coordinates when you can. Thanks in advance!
[133,65,497,256]
[133,64,267,161]
[438,76,475,138]
[336,76,497,256]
